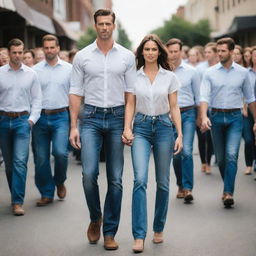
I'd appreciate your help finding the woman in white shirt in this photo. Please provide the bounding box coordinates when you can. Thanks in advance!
[122,34,183,253]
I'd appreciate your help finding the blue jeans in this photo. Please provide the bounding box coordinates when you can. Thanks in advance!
[210,110,243,194]
[131,113,174,239]
[0,114,31,204]
[242,111,255,167]
[173,108,196,190]
[80,104,124,237]
[32,111,69,198]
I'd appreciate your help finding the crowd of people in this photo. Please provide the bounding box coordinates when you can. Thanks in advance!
[0,8,256,253]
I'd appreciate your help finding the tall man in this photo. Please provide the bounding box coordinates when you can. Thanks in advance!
[69,9,136,250]
[0,39,41,215]
[200,37,256,207]
[167,38,200,203]
[33,35,72,206]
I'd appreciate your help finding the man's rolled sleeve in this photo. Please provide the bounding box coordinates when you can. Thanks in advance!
[243,71,256,104]
[199,73,211,104]
[29,73,42,124]
[124,53,136,93]
[69,54,84,96]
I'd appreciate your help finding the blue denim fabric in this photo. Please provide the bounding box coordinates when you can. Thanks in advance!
[210,110,243,194]
[131,113,174,239]
[0,115,31,204]
[32,111,69,198]
[80,104,124,237]
[173,108,196,190]
[242,111,255,167]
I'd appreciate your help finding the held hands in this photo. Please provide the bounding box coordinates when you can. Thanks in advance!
[122,128,134,146]
[173,135,183,155]
[69,127,81,149]
[200,117,212,133]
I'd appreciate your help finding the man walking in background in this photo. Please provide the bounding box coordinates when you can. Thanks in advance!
[33,35,72,206]
[0,38,41,215]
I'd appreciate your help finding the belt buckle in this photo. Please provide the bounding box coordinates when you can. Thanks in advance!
[9,112,18,118]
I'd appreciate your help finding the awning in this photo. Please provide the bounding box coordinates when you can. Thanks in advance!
[12,0,55,34]
[211,15,256,39]
[0,0,15,11]
[53,18,79,41]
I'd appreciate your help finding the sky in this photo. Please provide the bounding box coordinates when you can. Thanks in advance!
[112,0,188,49]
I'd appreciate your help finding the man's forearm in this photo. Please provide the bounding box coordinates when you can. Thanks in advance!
[69,94,82,128]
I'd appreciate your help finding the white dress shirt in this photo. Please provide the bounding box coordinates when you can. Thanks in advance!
[33,58,72,109]
[134,66,180,116]
[0,64,42,123]
[70,41,136,107]
[200,62,255,108]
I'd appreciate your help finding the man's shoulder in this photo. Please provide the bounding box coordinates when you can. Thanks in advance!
[114,43,134,57]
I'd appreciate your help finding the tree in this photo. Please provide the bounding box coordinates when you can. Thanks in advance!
[76,27,96,50]
[151,15,211,46]
[117,22,132,50]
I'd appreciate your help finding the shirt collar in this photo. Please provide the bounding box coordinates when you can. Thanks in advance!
[217,61,236,70]
[92,40,118,52]
[7,63,25,72]
[137,65,166,76]
[43,57,62,67]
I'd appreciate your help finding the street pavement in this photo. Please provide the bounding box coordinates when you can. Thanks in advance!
[0,141,256,256]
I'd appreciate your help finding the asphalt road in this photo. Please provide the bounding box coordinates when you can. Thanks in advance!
[0,142,256,256]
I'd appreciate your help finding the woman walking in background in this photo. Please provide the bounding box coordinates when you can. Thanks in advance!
[122,34,182,253]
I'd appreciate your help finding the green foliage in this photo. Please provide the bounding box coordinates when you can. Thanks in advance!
[117,22,132,50]
[76,27,96,49]
[151,16,211,46]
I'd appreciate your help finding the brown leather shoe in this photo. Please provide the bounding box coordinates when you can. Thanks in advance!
[12,204,25,216]
[36,197,53,207]
[223,193,234,207]
[87,218,102,244]
[205,164,211,174]
[104,236,119,250]
[152,232,164,244]
[132,239,144,253]
[57,184,66,199]
[184,190,194,203]
[176,187,185,199]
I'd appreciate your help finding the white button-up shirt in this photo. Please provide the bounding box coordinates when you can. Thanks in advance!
[134,66,180,116]
[200,62,255,108]
[0,64,42,123]
[174,61,200,107]
[33,58,72,109]
[70,41,136,107]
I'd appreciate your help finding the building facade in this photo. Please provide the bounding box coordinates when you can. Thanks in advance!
[184,0,256,46]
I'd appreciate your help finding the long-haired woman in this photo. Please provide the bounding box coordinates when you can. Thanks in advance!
[122,34,183,253]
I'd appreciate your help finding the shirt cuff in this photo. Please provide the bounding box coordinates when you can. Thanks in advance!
[69,88,84,96]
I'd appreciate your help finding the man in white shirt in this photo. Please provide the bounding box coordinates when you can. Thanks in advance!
[0,38,41,216]
[69,9,136,250]
[33,35,72,207]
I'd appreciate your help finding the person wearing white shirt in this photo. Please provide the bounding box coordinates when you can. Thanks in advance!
[69,9,136,250]
[0,38,42,216]
[32,35,72,207]
[122,34,182,253]
[200,37,256,207]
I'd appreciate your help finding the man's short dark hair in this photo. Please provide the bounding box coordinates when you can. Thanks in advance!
[94,9,115,24]
[217,37,235,51]
[42,34,59,46]
[166,38,183,50]
[7,38,24,51]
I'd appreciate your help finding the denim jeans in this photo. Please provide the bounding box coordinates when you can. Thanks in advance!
[32,111,69,198]
[210,110,243,194]
[80,104,124,237]
[173,108,196,190]
[0,114,31,204]
[131,113,174,239]
[242,111,255,167]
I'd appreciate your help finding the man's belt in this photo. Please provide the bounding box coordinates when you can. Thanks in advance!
[211,108,241,113]
[0,111,29,118]
[41,107,69,115]
[180,106,195,112]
